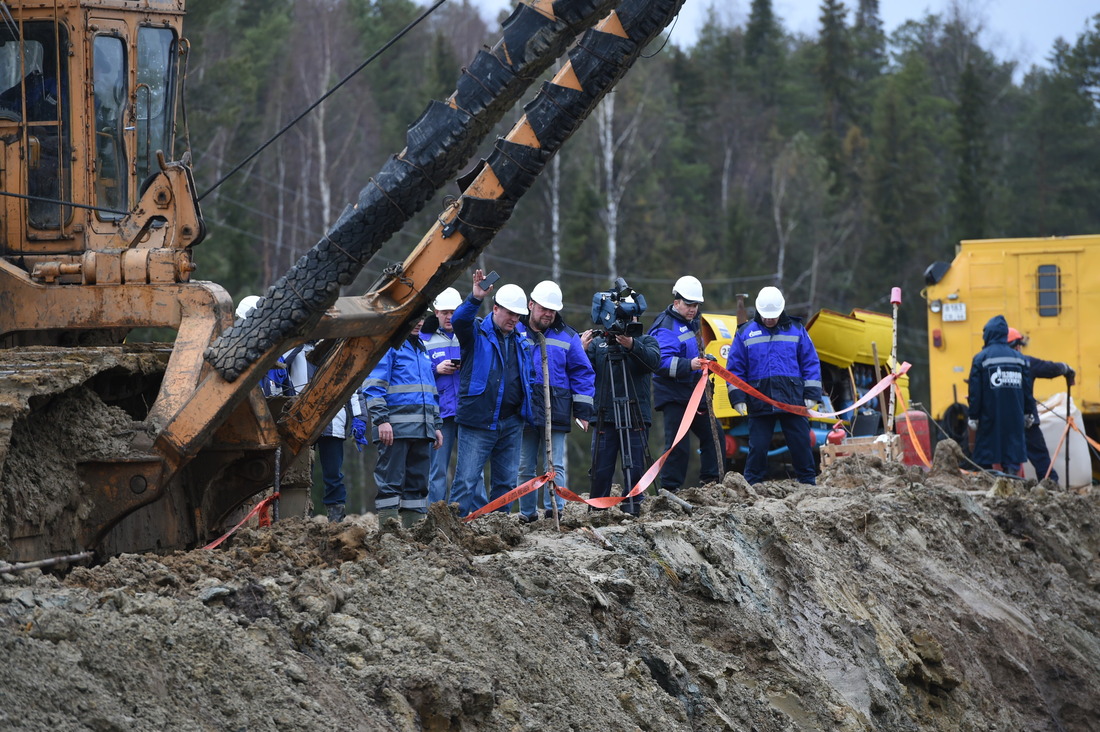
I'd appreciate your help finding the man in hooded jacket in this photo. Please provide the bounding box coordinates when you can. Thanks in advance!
[1006,326,1075,483]
[967,315,1036,474]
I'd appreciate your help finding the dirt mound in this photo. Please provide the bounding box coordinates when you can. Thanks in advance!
[2,456,1098,731]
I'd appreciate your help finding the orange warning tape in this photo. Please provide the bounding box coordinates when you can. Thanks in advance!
[893,382,932,468]
[463,362,913,520]
[204,492,280,550]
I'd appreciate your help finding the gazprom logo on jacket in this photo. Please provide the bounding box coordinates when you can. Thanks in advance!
[748,328,762,338]
[989,366,1022,389]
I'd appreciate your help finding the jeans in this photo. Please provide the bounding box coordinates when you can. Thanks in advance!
[374,438,432,514]
[427,416,458,504]
[745,413,816,485]
[518,426,566,518]
[315,435,347,506]
[658,403,722,492]
[450,415,523,516]
[590,423,648,512]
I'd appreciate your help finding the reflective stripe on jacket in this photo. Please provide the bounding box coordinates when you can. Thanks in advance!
[452,294,533,430]
[648,305,703,410]
[362,338,442,441]
[726,313,822,416]
[422,329,461,419]
[518,316,596,432]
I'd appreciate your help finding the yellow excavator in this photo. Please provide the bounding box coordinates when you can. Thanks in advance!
[0,0,685,562]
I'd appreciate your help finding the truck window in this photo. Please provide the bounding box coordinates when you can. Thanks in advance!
[1037,264,1060,317]
[94,35,127,217]
[135,27,176,185]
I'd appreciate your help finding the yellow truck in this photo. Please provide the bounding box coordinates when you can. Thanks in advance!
[922,235,1099,482]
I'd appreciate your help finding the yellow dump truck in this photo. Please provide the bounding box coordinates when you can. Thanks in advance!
[922,234,1099,481]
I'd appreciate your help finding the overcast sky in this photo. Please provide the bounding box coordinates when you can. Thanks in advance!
[468,0,1097,73]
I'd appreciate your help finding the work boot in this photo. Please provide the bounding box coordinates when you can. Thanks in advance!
[399,509,424,529]
[377,507,399,525]
[326,504,346,523]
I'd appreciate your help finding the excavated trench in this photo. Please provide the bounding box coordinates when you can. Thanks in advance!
[1,444,1098,731]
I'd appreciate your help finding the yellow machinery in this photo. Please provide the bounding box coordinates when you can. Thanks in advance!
[922,235,1099,463]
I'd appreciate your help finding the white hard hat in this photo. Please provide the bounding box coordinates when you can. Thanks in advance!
[673,275,704,303]
[236,295,261,320]
[494,283,529,315]
[755,286,785,318]
[530,280,563,311]
[432,287,462,311]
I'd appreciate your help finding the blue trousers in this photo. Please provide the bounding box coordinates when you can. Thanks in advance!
[427,416,458,504]
[315,435,347,506]
[590,424,648,512]
[450,415,523,516]
[518,426,566,519]
[1025,423,1058,482]
[374,438,432,513]
[658,403,722,492]
[745,413,816,485]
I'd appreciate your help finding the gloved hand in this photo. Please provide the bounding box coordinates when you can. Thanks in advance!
[1024,414,1037,429]
[352,417,368,452]
[804,399,816,409]
[967,419,978,431]
[734,403,748,416]
[1064,365,1076,386]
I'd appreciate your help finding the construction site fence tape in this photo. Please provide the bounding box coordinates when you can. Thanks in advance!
[204,492,280,550]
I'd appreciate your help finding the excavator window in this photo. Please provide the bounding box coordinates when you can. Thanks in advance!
[94,35,127,217]
[0,21,71,230]
[135,27,176,185]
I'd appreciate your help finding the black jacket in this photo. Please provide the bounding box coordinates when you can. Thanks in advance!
[586,333,661,426]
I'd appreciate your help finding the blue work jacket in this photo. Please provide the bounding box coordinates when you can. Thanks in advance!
[452,295,533,430]
[362,337,442,442]
[968,315,1034,465]
[725,313,822,416]
[648,305,703,410]
[421,327,461,419]
[517,315,596,432]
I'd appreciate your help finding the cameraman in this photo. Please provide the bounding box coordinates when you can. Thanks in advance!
[582,313,661,516]
[648,275,723,493]
[516,281,596,523]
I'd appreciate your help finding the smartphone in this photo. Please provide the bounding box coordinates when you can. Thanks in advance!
[479,270,500,292]
[450,359,462,368]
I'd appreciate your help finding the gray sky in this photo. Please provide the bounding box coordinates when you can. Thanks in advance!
[469,0,1097,73]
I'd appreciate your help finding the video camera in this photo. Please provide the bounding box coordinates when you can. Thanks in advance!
[591,277,647,338]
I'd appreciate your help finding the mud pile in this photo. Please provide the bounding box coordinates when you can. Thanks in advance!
[2,445,1099,731]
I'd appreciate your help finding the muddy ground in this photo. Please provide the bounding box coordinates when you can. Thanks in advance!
[1,443,1099,731]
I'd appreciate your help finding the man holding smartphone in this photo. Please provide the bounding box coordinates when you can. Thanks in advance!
[449,270,534,515]
[421,287,464,503]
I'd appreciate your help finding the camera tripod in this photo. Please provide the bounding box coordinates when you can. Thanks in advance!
[592,341,652,513]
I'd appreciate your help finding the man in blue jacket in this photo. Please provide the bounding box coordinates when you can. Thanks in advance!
[449,271,534,516]
[648,275,723,493]
[421,287,464,503]
[967,316,1035,475]
[516,281,596,523]
[363,316,443,528]
[726,286,822,486]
